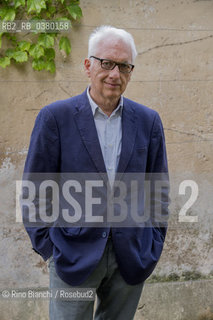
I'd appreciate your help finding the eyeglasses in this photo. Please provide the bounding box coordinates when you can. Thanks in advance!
[89,56,134,74]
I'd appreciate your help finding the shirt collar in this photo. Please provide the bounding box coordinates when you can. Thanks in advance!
[87,86,123,117]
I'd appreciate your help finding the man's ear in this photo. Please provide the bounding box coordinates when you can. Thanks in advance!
[84,58,91,78]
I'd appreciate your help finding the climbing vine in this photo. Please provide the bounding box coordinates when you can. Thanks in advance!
[0,0,83,72]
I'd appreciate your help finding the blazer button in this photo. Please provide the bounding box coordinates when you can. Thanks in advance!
[102,232,107,238]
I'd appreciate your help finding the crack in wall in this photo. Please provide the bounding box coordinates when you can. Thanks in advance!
[59,84,72,97]
[164,127,213,144]
[167,140,213,144]
[164,127,205,139]
[81,24,213,32]
[34,90,49,99]
[194,0,213,2]
[138,34,213,55]
[1,79,213,83]
[163,127,213,144]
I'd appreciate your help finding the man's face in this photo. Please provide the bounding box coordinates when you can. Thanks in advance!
[84,38,133,103]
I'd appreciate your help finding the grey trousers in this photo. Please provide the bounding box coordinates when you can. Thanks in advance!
[48,238,144,320]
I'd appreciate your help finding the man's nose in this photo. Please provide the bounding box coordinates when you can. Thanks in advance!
[109,65,120,78]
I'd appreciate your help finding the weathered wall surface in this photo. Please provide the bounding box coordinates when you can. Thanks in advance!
[0,0,213,319]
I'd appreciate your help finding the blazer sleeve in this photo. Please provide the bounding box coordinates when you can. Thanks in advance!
[146,112,170,241]
[22,106,60,261]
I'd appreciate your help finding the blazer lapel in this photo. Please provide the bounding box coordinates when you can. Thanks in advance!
[73,92,137,184]
[117,99,137,175]
[73,92,107,182]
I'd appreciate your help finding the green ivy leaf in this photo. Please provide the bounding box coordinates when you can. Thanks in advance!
[14,0,25,9]
[59,36,71,55]
[13,51,28,62]
[29,44,44,59]
[55,17,70,21]
[0,9,4,19]
[45,48,55,60]
[47,6,56,15]
[45,59,55,73]
[66,4,82,20]
[5,48,16,58]
[5,48,28,62]
[60,0,64,4]
[18,41,31,51]
[27,0,46,14]
[0,8,16,21]
[5,34,16,41]
[32,57,55,73]
[4,34,17,46]
[0,56,10,68]
[32,58,46,71]
[30,16,42,21]
[38,34,54,48]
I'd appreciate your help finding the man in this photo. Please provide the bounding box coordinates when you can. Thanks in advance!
[22,25,169,320]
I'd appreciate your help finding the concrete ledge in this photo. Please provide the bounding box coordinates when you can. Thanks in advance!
[0,280,213,320]
[136,279,213,320]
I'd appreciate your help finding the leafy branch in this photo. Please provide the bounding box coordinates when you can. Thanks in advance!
[0,0,83,72]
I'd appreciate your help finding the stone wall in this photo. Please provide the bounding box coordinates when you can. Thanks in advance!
[0,0,213,318]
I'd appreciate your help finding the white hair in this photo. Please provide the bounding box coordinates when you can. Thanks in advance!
[88,25,137,63]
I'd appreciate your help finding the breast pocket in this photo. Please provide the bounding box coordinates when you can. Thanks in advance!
[61,227,82,236]
[129,146,148,171]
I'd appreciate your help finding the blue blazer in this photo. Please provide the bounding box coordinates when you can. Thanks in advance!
[23,89,169,286]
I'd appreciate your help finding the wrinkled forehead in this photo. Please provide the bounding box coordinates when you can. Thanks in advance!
[93,37,132,62]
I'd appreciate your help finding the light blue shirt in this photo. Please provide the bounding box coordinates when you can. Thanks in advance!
[87,87,123,186]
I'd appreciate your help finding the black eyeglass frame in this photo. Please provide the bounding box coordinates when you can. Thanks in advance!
[89,56,134,74]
